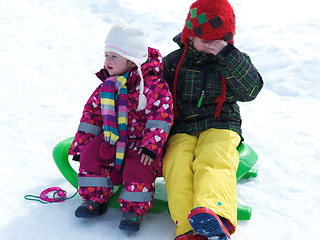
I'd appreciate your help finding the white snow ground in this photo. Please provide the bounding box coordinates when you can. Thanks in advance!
[1,0,319,239]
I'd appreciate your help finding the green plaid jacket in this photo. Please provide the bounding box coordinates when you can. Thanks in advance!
[163,35,264,140]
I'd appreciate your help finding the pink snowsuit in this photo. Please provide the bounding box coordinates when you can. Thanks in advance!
[68,48,174,215]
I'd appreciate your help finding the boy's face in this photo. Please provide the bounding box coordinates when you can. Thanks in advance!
[191,37,212,55]
[104,51,134,76]
[191,37,227,56]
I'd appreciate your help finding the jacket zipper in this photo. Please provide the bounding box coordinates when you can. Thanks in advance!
[197,68,207,108]
[197,90,205,107]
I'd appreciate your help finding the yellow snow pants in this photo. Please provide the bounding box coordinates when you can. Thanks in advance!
[162,128,240,236]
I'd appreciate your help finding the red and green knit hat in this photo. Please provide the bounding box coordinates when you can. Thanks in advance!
[173,0,235,119]
[181,0,235,45]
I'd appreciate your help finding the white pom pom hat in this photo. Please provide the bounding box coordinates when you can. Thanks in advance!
[105,21,148,111]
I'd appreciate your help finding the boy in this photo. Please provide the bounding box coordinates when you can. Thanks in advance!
[162,0,264,239]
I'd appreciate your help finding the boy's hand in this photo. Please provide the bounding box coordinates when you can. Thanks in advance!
[138,148,154,166]
[203,39,227,55]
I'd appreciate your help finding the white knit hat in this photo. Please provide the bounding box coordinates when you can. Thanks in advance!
[105,21,148,111]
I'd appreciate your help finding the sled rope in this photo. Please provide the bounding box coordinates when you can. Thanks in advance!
[24,187,78,204]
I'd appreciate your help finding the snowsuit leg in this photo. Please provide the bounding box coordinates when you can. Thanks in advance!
[162,133,197,236]
[78,135,114,203]
[162,129,240,236]
[118,144,157,215]
[193,128,240,234]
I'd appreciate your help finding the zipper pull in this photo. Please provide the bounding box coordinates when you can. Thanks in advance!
[197,90,205,107]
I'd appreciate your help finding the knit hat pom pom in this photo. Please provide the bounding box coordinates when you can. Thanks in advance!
[112,20,128,29]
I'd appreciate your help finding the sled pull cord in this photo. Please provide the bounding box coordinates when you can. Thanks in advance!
[24,187,78,204]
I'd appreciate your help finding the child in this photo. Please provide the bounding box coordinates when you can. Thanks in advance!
[161,0,264,239]
[68,21,174,232]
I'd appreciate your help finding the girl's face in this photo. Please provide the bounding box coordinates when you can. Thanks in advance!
[104,51,134,76]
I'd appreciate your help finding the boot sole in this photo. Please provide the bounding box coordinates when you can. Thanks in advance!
[119,220,140,232]
[119,224,140,232]
[75,211,98,218]
[188,207,230,239]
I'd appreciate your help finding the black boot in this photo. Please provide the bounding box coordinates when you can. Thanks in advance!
[75,201,108,218]
[119,212,142,232]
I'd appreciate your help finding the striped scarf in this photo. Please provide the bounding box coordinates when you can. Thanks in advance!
[100,73,128,170]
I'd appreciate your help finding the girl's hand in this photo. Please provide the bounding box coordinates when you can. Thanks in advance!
[138,148,154,166]
[203,39,227,55]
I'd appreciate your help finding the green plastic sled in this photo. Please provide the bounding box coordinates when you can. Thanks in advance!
[52,137,258,220]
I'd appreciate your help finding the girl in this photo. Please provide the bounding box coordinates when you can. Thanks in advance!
[68,21,173,232]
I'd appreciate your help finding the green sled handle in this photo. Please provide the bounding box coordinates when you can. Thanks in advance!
[52,137,258,220]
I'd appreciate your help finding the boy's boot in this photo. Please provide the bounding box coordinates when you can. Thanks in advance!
[75,200,108,218]
[188,207,231,240]
[175,230,208,240]
[119,211,142,232]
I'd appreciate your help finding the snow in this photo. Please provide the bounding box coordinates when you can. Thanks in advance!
[1,0,319,239]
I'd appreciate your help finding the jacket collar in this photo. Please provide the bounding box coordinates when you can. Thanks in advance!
[95,68,138,92]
